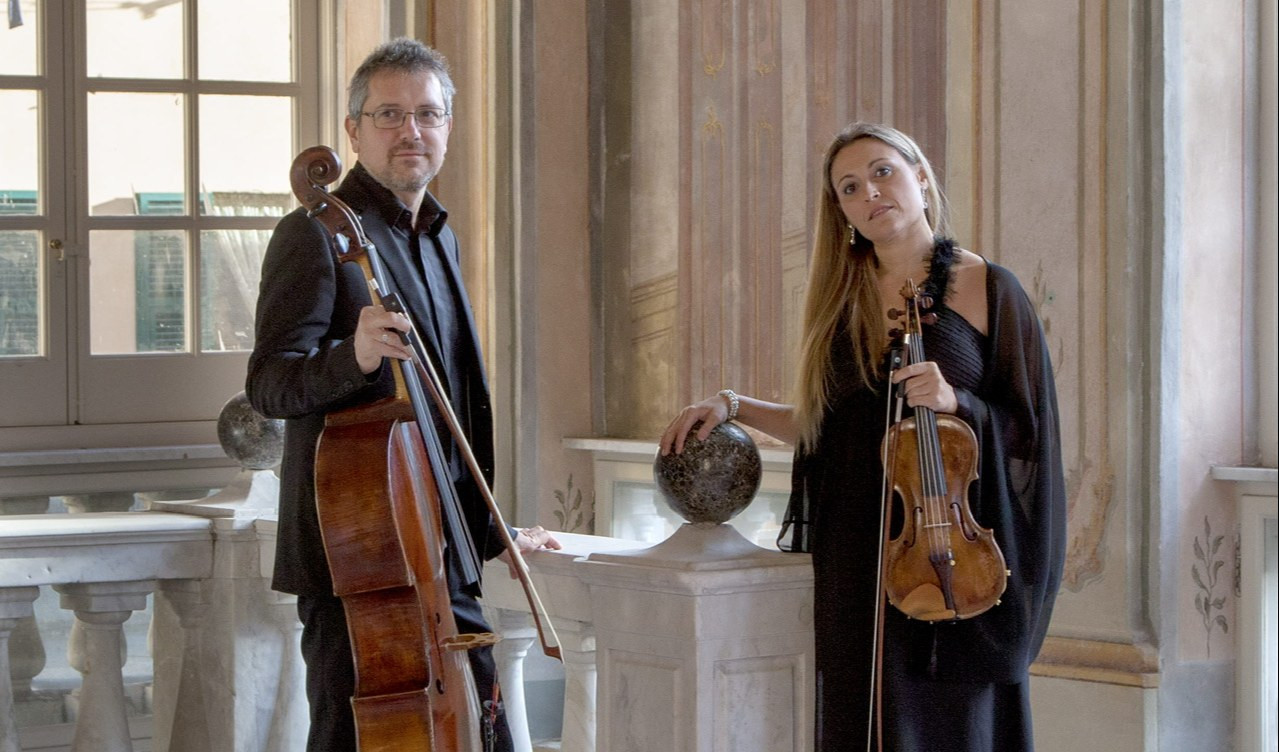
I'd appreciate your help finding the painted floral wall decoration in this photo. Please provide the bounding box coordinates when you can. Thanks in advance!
[1191,515,1230,657]
[553,474,593,534]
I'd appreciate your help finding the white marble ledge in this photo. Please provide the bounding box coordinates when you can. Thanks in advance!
[563,436,795,469]
[582,526,813,596]
[0,511,214,586]
[0,443,240,498]
[0,444,228,468]
[480,531,646,622]
[1210,465,1279,497]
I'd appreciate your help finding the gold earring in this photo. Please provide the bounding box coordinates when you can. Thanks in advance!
[848,224,857,245]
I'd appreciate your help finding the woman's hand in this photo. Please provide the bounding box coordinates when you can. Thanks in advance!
[890,361,958,414]
[498,525,563,579]
[354,305,413,374]
[659,394,731,456]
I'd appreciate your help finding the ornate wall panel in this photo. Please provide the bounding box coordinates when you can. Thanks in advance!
[599,0,947,440]
[947,0,1158,681]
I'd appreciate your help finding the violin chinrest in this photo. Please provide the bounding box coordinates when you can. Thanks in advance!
[894,583,957,622]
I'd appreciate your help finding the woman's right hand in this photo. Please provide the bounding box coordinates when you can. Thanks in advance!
[659,394,731,456]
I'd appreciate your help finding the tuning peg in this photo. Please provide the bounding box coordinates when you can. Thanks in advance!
[919,295,934,309]
[888,327,903,341]
[887,308,903,320]
[921,313,938,325]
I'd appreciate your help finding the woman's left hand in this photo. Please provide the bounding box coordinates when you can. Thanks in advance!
[891,361,958,414]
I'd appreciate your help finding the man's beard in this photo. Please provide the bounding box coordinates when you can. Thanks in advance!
[380,160,438,196]
[375,141,440,197]
[383,167,435,195]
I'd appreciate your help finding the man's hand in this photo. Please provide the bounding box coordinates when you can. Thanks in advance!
[353,305,413,374]
[498,525,563,579]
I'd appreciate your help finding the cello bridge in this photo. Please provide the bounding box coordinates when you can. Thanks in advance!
[440,632,501,651]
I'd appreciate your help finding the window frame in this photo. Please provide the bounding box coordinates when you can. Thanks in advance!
[0,0,335,453]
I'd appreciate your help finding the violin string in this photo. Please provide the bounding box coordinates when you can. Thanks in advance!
[908,289,945,563]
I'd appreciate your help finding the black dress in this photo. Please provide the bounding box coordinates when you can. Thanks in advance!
[780,240,1066,752]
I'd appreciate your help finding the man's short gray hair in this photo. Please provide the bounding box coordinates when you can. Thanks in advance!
[347,38,456,121]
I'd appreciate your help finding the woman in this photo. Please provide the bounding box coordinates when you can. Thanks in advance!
[660,122,1065,751]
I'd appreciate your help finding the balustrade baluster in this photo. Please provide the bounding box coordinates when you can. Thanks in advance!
[488,609,538,752]
[554,622,597,752]
[152,579,214,752]
[263,590,307,752]
[53,580,155,752]
[1,587,40,752]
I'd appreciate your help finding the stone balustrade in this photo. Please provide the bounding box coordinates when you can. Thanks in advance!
[3,477,815,752]
[1,511,212,752]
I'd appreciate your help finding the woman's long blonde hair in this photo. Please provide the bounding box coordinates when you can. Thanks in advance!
[792,123,950,449]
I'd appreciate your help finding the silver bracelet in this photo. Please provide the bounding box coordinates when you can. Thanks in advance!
[717,389,740,421]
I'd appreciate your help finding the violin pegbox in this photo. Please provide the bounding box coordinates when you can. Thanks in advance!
[900,280,938,327]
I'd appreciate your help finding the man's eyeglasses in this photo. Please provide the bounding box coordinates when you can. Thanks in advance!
[361,107,451,130]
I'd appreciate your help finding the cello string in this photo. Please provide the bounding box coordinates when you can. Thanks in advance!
[398,302,564,656]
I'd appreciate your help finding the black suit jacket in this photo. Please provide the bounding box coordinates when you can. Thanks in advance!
[247,163,498,597]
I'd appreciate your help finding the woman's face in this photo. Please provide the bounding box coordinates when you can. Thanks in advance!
[829,137,929,246]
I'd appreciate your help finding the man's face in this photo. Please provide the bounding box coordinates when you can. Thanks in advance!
[345,69,452,204]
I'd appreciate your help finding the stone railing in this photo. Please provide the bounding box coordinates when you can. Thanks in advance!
[3,475,815,752]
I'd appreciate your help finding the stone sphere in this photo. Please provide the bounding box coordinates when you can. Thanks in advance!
[217,391,285,470]
[653,421,762,524]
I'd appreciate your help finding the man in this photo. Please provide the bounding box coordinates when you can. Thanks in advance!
[247,38,558,752]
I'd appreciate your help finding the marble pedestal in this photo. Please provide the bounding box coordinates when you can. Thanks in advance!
[581,523,814,752]
[148,470,306,752]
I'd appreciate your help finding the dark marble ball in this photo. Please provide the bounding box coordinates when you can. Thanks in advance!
[653,421,762,524]
[217,391,285,470]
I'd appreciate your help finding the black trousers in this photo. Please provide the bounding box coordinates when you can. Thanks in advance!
[297,590,514,752]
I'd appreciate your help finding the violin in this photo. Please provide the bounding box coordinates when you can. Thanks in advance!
[879,280,1008,622]
[290,145,560,751]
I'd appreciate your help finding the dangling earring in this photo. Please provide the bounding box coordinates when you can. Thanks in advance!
[847,224,857,245]
[921,187,930,210]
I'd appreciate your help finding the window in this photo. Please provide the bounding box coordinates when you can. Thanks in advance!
[0,0,323,436]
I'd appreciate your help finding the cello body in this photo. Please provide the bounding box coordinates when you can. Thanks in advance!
[315,403,483,752]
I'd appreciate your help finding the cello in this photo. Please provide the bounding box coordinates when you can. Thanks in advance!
[289,145,560,751]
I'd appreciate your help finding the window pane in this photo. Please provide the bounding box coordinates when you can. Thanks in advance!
[0,1,39,75]
[199,95,293,216]
[90,229,188,354]
[86,0,184,79]
[199,0,292,82]
[200,229,270,352]
[0,230,41,357]
[89,92,185,216]
[0,90,40,215]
